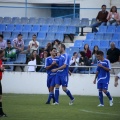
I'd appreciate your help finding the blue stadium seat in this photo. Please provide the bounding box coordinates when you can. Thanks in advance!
[68,47,80,57]
[46,33,55,40]
[66,26,76,34]
[65,48,70,54]
[14,24,23,31]
[54,18,63,25]
[103,33,113,40]
[28,32,37,39]
[74,40,83,47]
[94,33,104,40]
[21,32,28,39]
[118,41,120,47]
[2,17,11,24]
[41,25,49,32]
[100,40,109,48]
[91,40,100,47]
[112,33,120,41]
[116,26,120,33]
[71,18,80,26]
[90,18,96,26]
[0,17,3,23]
[106,26,116,33]
[83,40,92,47]
[49,25,58,33]
[4,62,14,71]
[3,31,11,39]
[63,18,71,26]
[86,33,94,40]
[22,25,32,32]
[31,25,40,32]
[28,17,37,24]
[46,18,54,25]
[57,26,67,33]
[14,54,26,64]
[20,17,28,24]
[98,26,107,33]
[11,17,20,24]
[37,32,46,40]
[37,18,47,25]
[11,31,20,39]
[80,18,89,27]
[55,33,64,41]
[24,40,30,47]
[6,24,14,31]
[40,40,52,48]
[0,24,6,32]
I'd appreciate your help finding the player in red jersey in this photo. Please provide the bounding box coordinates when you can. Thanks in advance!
[0,50,7,117]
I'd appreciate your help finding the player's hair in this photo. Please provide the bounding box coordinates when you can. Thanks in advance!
[0,50,4,55]
[17,33,22,37]
[32,34,37,37]
[50,47,56,51]
[73,52,77,56]
[97,51,104,56]
[60,43,66,50]
[0,34,3,39]
[102,5,106,8]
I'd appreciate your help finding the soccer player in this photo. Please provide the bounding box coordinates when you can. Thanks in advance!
[114,72,120,87]
[52,43,74,105]
[45,48,58,104]
[0,50,7,117]
[93,51,113,107]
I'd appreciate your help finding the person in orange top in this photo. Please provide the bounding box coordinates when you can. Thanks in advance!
[0,50,7,117]
[107,6,120,26]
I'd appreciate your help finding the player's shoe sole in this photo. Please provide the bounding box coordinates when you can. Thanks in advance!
[110,98,113,107]
[69,98,75,105]
[97,104,104,107]
[51,102,59,105]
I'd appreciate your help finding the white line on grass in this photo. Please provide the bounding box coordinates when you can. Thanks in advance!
[80,109,120,116]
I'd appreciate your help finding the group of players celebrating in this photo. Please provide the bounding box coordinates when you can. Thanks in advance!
[45,43,114,107]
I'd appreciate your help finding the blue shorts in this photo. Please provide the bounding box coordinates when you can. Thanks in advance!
[55,74,68,87]
[97,83,108,90]
[47,75,56,88]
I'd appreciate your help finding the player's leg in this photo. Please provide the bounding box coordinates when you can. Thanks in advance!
[0,81,7,117]
[102,83,113,106]
[97,83,104,106]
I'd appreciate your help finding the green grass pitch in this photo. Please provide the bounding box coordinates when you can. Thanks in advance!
[2,94,120,120]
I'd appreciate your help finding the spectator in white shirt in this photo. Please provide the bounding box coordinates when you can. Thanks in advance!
[28,34,39,54]
[13,34,24,53]
[27,56,36,72]
[0,34,7,50]
[69,52,79,73]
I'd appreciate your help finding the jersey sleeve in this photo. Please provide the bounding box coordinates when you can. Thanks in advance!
[44,58,48,68]
[64,53,68,65]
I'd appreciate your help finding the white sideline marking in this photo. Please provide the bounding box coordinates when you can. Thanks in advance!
[80,109,120,116]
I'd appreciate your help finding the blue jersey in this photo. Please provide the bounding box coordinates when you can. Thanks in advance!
[45,56,58,75]
[96,59,111,84]
[57,53,70,76]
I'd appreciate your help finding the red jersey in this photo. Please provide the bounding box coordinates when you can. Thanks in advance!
[0,59,3,80]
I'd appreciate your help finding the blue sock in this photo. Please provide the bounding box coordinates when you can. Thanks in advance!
[99,91,104,105]
[52,93,55,103]
[55,88,59,103]
[105,91,112,100]
[65,89,74,100]
[47,92,53,103]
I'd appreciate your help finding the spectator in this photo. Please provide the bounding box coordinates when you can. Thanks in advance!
[4,40,16,61]
[39,50,48,72]
[45,43,52,56]
[13,34,24,53]
[107,6,120,26]
[107,42,120,75]
[84,44,91,59]
[92,45,99,64]
[91,5,108,32]
[52,39,61,52]
[69,52,79,73]
[27,56,36,72]
[28,34,39,54]
[0,34,7,50]
[30,50,41,72]
[78,51,90,72]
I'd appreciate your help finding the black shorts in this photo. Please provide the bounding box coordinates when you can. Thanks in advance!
[0,81,2,95]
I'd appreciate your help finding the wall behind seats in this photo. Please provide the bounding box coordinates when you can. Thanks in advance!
[0,3,51,18]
